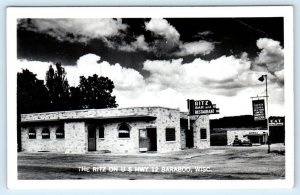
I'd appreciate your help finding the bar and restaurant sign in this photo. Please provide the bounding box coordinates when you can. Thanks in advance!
[188,99,220,115]
[252,99,266,121]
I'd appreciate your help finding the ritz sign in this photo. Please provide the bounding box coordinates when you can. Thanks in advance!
[187,99,220,115]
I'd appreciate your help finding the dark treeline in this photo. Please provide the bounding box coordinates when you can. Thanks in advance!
[210,115,267,130]
[17,62,118,151]
[17,62,118,115]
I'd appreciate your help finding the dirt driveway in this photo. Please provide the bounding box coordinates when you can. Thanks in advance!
[17,144,285,180]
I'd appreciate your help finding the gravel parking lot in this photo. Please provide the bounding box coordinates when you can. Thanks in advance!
[18,144,285,180]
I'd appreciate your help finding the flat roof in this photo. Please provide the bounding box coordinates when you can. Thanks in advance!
[21,114,157,124]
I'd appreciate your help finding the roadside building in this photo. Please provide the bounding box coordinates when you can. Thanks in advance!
[20,107,210,154]
[210,115,269,146]
[226,128,268,145]
[211,127,269,146]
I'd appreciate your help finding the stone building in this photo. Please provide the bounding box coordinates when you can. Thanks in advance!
[20,107,210,154]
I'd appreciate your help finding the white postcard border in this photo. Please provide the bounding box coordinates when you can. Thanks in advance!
[6,6,294,189]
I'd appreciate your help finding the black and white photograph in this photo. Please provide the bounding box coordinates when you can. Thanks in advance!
[7,6,294,189]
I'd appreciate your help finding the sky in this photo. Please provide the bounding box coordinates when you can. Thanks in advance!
[16,18,285,118]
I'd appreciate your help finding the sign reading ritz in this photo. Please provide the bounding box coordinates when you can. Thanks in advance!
[188,99,220,115]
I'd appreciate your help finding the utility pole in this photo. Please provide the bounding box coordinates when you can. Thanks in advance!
[259,74,270,150]
[265,75,269,144]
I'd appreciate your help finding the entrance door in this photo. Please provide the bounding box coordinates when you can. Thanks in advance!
[139,129,148,152]
[147,128,157,151]
[88,126,96,151]
[139,128,157,152]
[186,127,194,148]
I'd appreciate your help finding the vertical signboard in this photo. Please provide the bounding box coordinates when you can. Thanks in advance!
[252,99,266,121]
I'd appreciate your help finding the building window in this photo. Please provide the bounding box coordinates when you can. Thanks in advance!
[166,128,176,141]
[42,128,50,139]
[56,127,64,139]
[28,128,36,139]
[200,128,207,140]
[118,123,130,138]
[99,125,104,138]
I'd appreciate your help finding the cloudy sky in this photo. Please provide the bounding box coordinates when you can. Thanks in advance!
[17,18,284,118]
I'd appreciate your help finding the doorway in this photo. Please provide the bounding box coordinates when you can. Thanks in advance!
[186,127,194,148]
[88,126,96,151]
[147,128,157,151]
[139,128,157,152]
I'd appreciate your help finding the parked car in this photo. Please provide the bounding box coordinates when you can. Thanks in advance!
[233,138,252,146]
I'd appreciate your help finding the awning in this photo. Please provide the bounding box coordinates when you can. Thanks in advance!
[118,130,129,133]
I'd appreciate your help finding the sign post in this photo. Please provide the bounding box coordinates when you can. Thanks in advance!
[256,74,270,152]
[187,99,190,131]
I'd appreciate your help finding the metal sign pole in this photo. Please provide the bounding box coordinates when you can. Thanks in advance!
[265,75,270,145]
[187,99,190,131]
[188,115,190,131]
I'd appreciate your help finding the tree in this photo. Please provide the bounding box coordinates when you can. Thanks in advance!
[17,69,50,151]
[45,62,70,111]
[78,74,118,109]
[17,69,50,114]
[69,86,82,110]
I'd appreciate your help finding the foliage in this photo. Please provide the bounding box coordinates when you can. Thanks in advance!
[78,74,117,109]
[17,69,49,114]
[45,62,70,111]
[17,64,118,151]
[18,62,118,113]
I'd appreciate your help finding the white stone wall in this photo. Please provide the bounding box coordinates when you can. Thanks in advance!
[94,122,143,153]
[93,108,181,153]
[21,107,184,154]
[156,108,181,153]
[65,122,86,154]
[193,115,210,149]
[180,124,187,149]
[21,125,65,152]
[227,129,269,145]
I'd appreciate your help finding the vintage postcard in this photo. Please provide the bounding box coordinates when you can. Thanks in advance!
[6,6,294,189]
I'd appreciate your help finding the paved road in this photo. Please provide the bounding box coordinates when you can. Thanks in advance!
[18,144,285,180]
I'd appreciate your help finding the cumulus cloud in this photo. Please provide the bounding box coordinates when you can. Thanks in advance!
[18,54,145,91]
[76,54,145,90]
[17,52,284,117]
[18,18,128,43]
[17,59,53,81]
[145,18,215,56]
[117,35,150,52]
[19,18,216,56]
[254,38,284,73]
[143,55,253,92]
[144,18,180,55]
[274,69,284,81]
[145,18,180,43]
[174,40,215,56]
